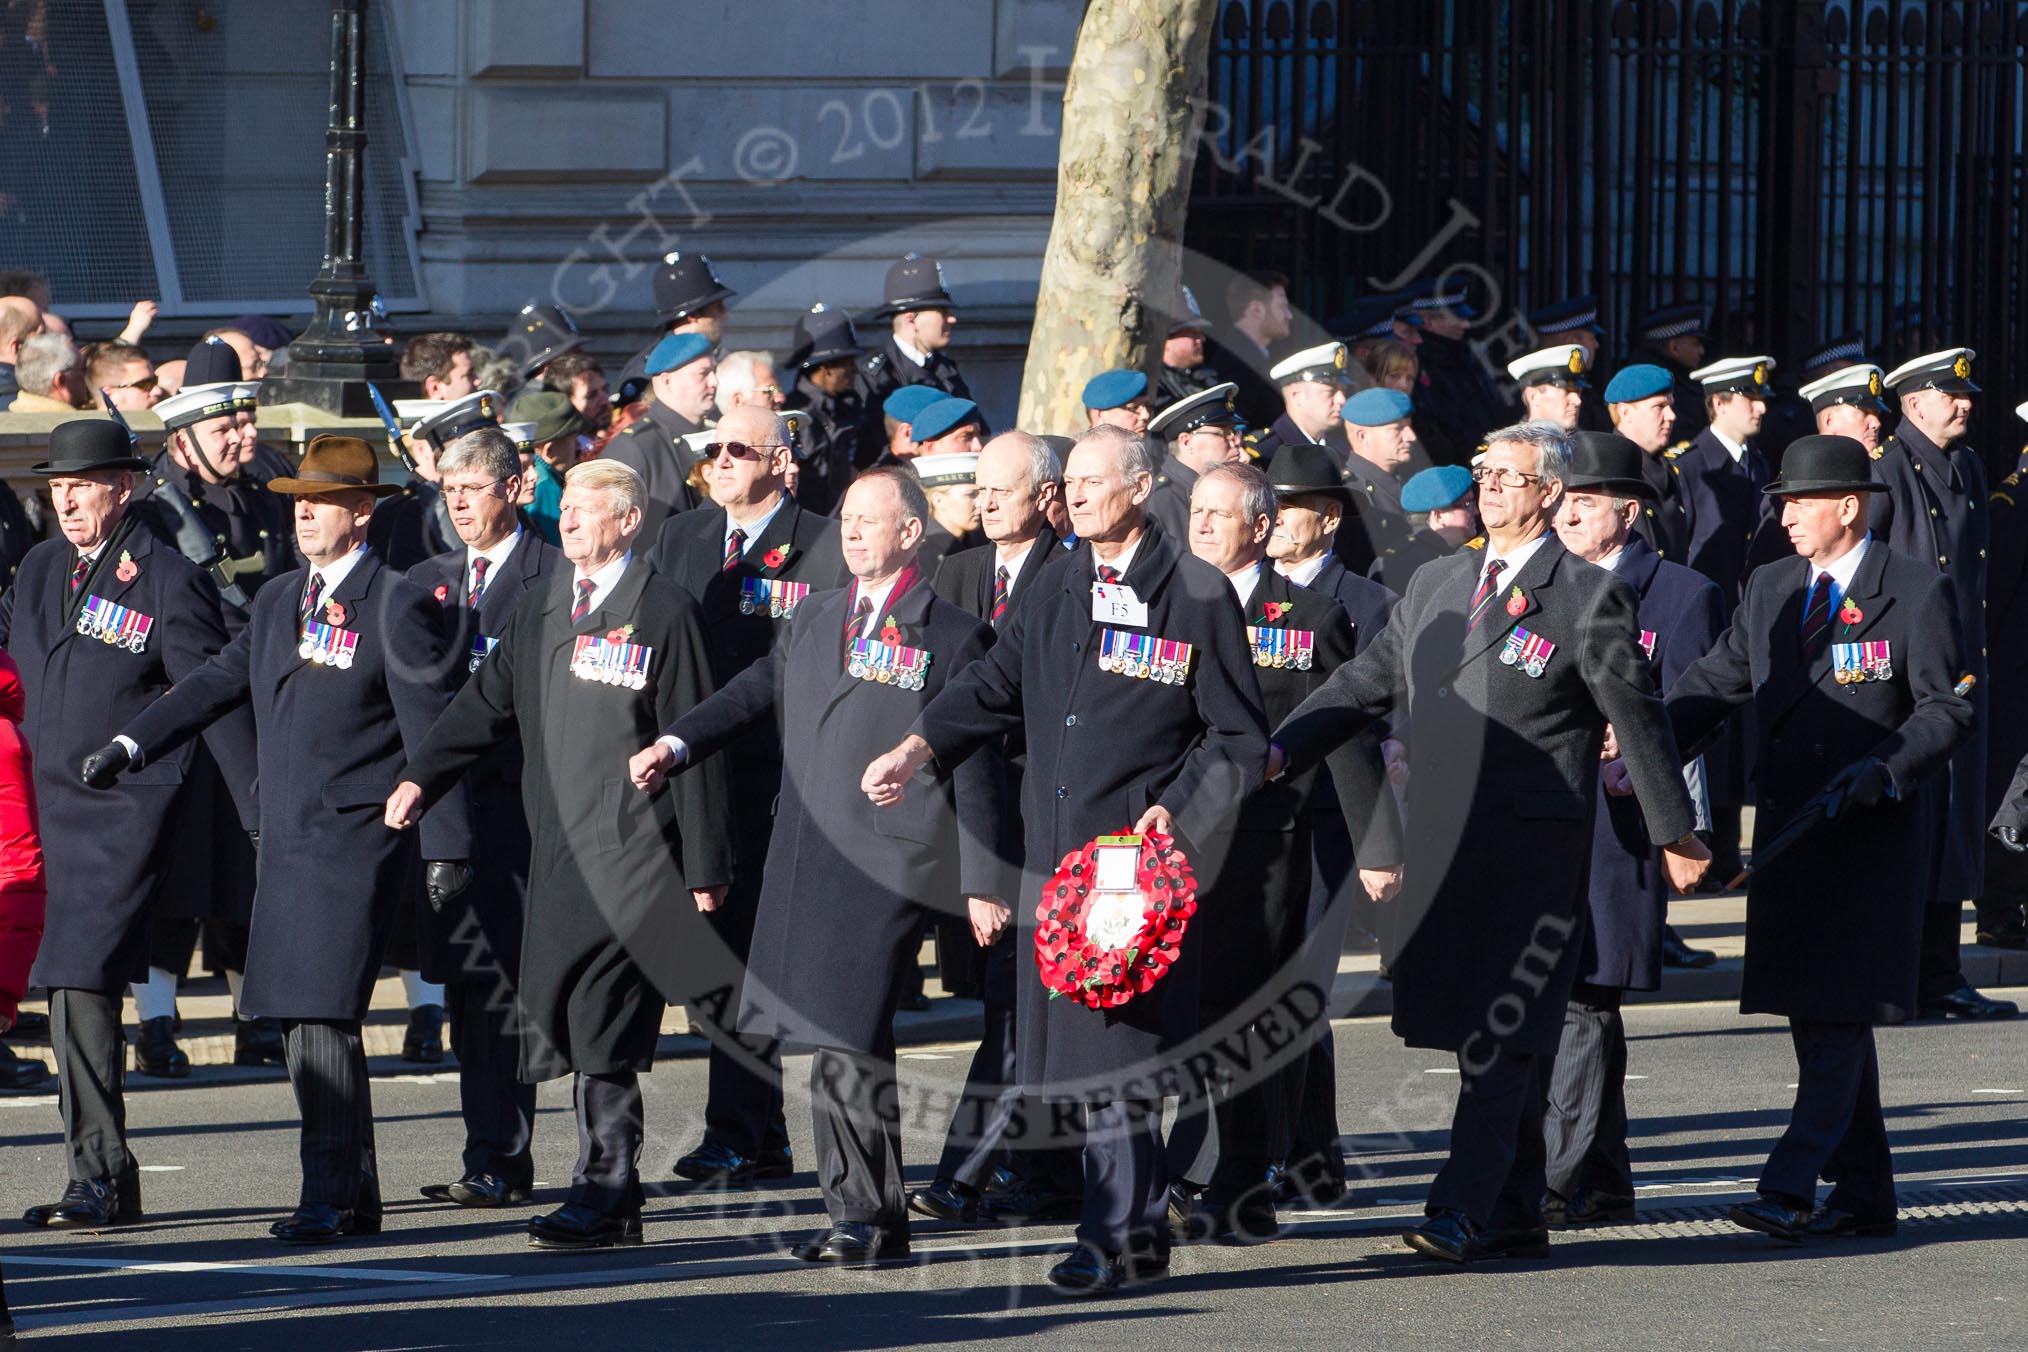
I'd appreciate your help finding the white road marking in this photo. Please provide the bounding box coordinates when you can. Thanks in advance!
[899,1053,954,1060]
[1422,1068,1459,1075]
[6,1255,499,1285]
[137,1165,184,1173]
[0,1095,57,1107]
[1624,1074,1649,1081]
[1971,1088,2023,1095]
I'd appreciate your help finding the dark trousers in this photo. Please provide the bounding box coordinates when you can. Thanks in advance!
[689,811,788,1159]
[144,916,201,976]
[811,1045,906,1228]
[1428,1043,1549,1232]
[284,1020,380,1214]
[1165,1066,1281,1213]
[570,1070,645,1216]
[50,988,131,1182]
[931,941,1081,1193]
[1076,1098,1168,1255]
[1273,818,1366,1183]
[1917,898,1967,1003]
[1543,984,1633,1202]
[445,982,536,1187]
[1760,1020,1895,1217]
[1708,800,1745,880]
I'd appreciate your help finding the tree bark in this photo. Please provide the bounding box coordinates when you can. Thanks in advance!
[1017,0,1220,434]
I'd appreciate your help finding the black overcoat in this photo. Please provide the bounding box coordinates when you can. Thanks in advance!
[1677,428,1769,604]
[1582,535,1725,991]
[401,559,733,1077]
[1274,534,1698,1055]
[119,550,470,1019]
[914,524,1269,1091]
[668,576,1001,1053]
[405,531,560,984]
[1668,544,1972,1022]
[601,401,704,542]
[0,522,256,992]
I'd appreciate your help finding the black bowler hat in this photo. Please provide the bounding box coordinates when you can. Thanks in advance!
[652,252,735,324]
[1762,434,1887,497]
[501,302,584,380]
[788,302,863,370]
[1264,442,1353,502]
[33,419,151,475]
[873,252,955,317]
[1565,432,1656,502]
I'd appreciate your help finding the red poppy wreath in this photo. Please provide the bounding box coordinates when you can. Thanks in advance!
[1034,831,1197,1009]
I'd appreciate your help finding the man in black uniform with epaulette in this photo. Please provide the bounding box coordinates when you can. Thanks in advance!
[371,390,503,572]
[1604,365,1697,565]
[1375,464,1479,595]
[649,406,848,1187]
[780,302,866,515]
[5,420,256,1230]
[601,332,715,541]
[1245,341,1352,472]
[1868,349,2017,1020]
[1143,382,1246,542]
[1977,400,2028,950]
[857,254,972,444]
[1335,387,1421,579]
[1629,302,1710,441]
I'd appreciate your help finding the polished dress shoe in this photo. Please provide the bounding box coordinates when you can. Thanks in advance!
[672,1141,792,1185]
[1975,915,2028,950]
[1661,925,1718,969]
[1404,1208,1550,1263]
[1920,983,2019,1020]
[793,1221,910,1264]
[234,1017,287,1067]
[1269,1158,1347,1209]
[906,1176,979,1222]
[1205,1197,1279,1246]
[1046,1244,1124,1296]
[1164,1182,1203,1238]
[402,1004,446,1063]
[1805,1207,1898,1239]
[528,1203,642,1249]
[440,1172,530,1208]
[133,1015,190,1078]
[0,1042,48,1090]
[6,1010,48,1040]
[22,1174,142,1228]
[1729,1195,1812,1243]
[979,1180,1082,1224]
[1545,1187,1636,1227]
[270,1204,377,1244]
[895,990,932,1013]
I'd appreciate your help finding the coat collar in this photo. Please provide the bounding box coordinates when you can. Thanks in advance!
[1449,531,1568,673]
[1061,519,1184,601]
[60,514,148,632]
[1759,543,1896,726]
[1610,531,1663,597]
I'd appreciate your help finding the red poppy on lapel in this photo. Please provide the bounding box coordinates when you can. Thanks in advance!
[325,601,348,626]
[762,545,790,570]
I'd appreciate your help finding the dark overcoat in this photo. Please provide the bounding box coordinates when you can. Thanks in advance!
[0,521,256,992]
[368,478,459,572]
[1677,428,1769,604]
[1668,544,1972,1022]
[400,559,733,1077]
[405,531,561,984]
[1142,455,1199,546]
[601,401,704,542]
[668,575,1001,1053]
[1274,534,1698,1055]
[1631,446,1697,566]
[1582,535,1725,991]
[914,524,1269,1091]
[119,550,470,1019]
[1869,422,1989,902]
[855,333,973,449]
[1983,458,2028,864]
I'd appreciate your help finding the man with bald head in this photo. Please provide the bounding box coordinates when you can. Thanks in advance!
[649,405,847,1187]
[0,295,45,410]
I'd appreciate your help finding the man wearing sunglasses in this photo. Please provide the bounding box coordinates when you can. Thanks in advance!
[85,342,162,412]
[648,406,846,1188]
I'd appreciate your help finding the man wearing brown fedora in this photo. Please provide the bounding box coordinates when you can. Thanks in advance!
[84,434,472,1245]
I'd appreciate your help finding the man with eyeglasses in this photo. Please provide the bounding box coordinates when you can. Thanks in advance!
[648,406,846,1188]
[405,426,562,1212]
[1144,382,1247,543]
[1265,421,1710,1264]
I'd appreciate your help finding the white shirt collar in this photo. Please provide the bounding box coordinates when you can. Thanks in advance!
[1228,558,1268,608]
[1710,426,1749,464]
[468,529,522,587]
[570,550,634,616]
[847,571,908,639]
[993,539,1037,597]
[724,494,787,555]
[1809,531,1870,597]
[1278,551,1329,588]
[893,334,931,368]
[1091,532,1144,583]
[1594,545,1627,573]
[1481,532,1550,587]
[309,545,368,596]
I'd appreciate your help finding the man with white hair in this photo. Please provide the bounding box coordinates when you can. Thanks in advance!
[387,458,734,1249]
[714,351,786,418]
[7,331,85,412]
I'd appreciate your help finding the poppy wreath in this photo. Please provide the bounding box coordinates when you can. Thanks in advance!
[1034,830,1197,1010]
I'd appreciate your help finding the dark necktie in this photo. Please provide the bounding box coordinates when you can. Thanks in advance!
[723,528,745,574]
[991,564,1010,628]
[1097,564,1121,585]
[844,595,873,665]
[1799,572,1835,654]
[1467,558,1508,632]
[69,554,90,592]
[570,577,596,624]
[299,573,324,631]
[468,555,490,609]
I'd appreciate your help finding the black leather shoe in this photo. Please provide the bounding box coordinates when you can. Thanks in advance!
[234,1017,287,1067]
[270,1204,377,1244]
[673,1141,791,1186]
[1805,1207,1898,1239]
[1269,1158,1347,1208]
[402,1004,446,1063]
[895,990,932,1013]
[133,1015,190,1078]
[1920,983,2020,1020]
[1729,1195,1812,1243]
[1405,1208,1552,1263]
[446,1172,531,1208]
[906,1176,979,1222]
[1164,1182,1204,1239]
[0,1042,48,1090]
[22,1174,143,1228]
[979,1180,1083,1225]
[1661,925,1718,969]
[528,1204,642,1249]
[793,1221,910,1264]
[1548,1187,1636,1227]
[1046,1244,1124,1296]
[1206,1199,1279,1246]
[6,1010,48,1040]
[1975,918,2028,950]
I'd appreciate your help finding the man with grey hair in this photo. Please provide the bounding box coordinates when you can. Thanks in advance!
[387,457,733,1249]
[404,425,562,1211]
[7,331,84,412]
[713,351,785,417]
[1265,419,1711,1264]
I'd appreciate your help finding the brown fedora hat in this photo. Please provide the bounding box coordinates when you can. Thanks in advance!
[267,435,403,498]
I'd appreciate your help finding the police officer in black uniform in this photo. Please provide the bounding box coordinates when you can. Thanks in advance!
[653,251,736,346]
[857,254,972,440]
[498,302,586,386]
[781,302,867,514]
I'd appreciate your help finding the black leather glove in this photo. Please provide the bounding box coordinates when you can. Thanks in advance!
[1824,757,1892,818]
[1994,823,2027,854]
[80,742,132,789]
[425,860,473,915]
